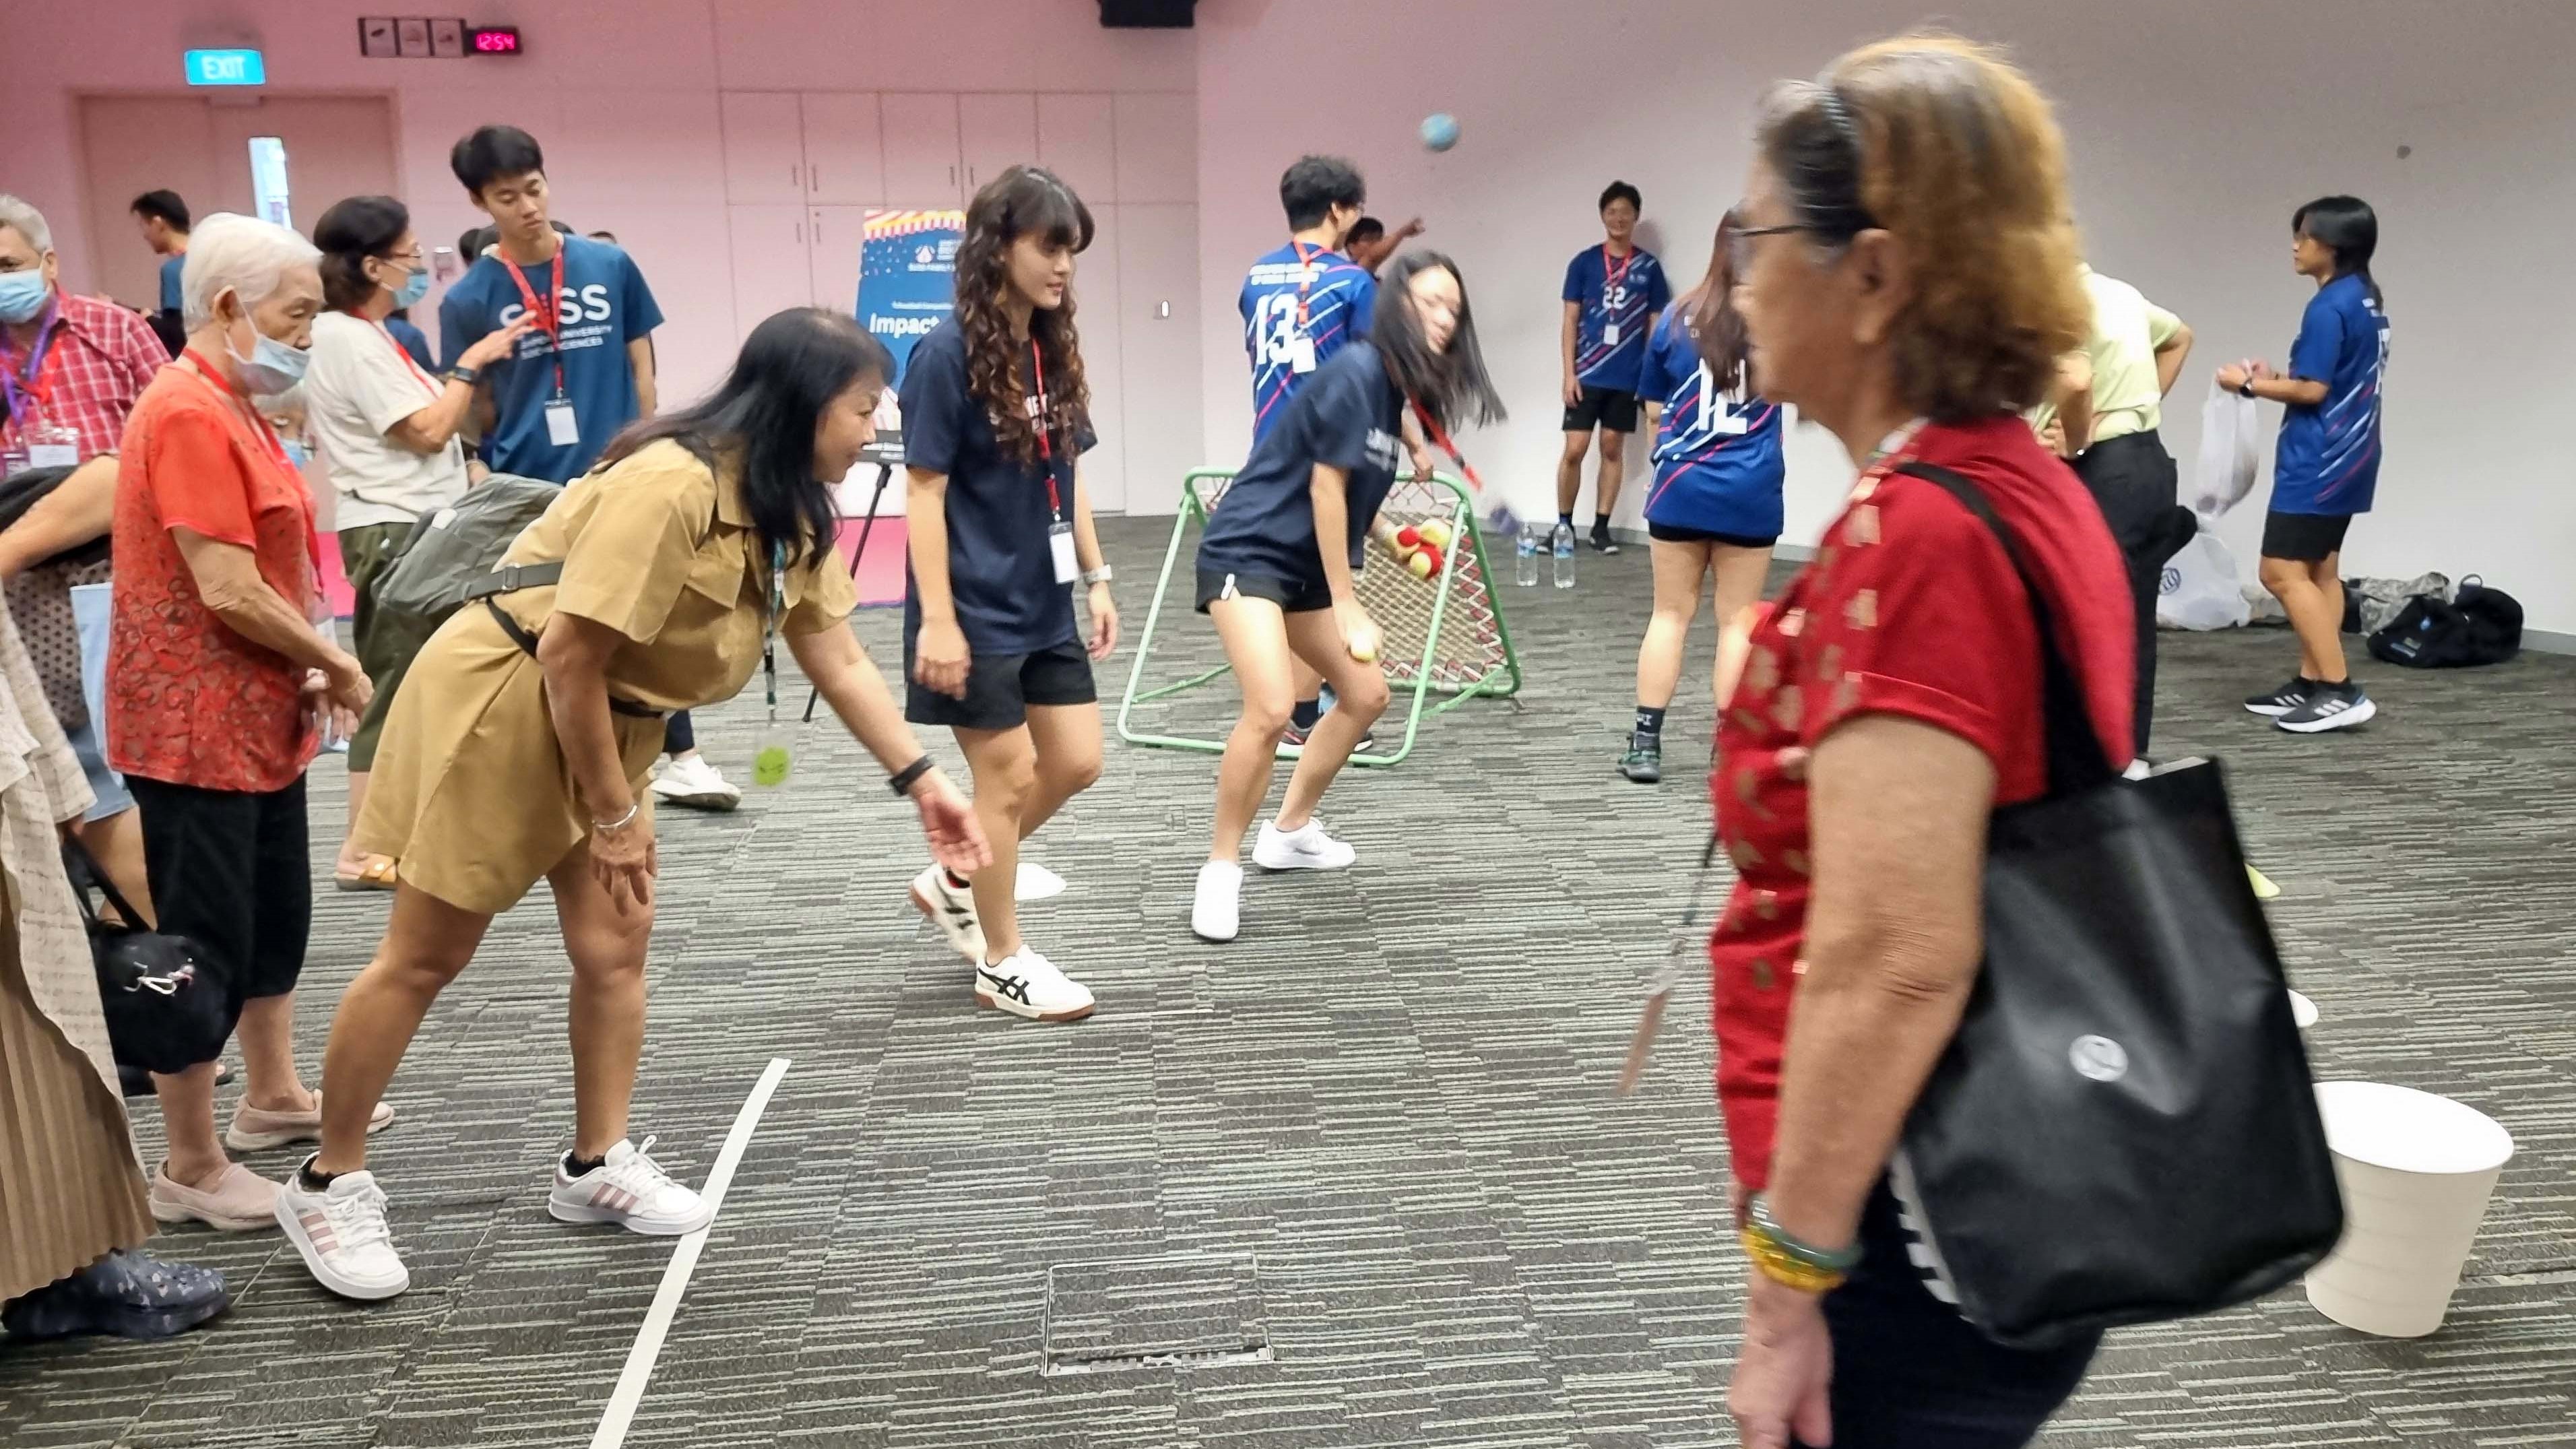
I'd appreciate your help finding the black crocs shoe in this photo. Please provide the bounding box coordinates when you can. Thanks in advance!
[1,1251,230,1342]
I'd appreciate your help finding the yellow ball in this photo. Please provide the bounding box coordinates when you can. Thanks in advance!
[1407,551,1436,579]
[1417,519,1454,549]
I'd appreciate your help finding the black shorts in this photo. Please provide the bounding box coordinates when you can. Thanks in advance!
[905,637,1096,731]
[126,774,311,1049]
[1194,566,1334,615]
[1561,385,1640,434]
[2261,511,2354,563]
[1648,520,1778,549]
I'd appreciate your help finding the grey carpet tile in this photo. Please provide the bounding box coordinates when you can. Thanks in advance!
[5,516,2573,1448]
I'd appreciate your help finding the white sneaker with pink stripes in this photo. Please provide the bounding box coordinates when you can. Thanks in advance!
[546,1136,711,1236]
[276,1165,410,1301]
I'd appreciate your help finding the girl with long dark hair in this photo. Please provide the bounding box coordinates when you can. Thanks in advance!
[2222,195,2389,734]
[901,166,1116,1024]
[278,308,987,1301]
[1188,251,1504,942]
[1618,212,1786,784]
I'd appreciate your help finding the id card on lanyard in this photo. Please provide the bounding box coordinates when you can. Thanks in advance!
[1031,341,1078,584]
[501,252,578,447]
[1,304,78,468]
[1601,247,1636,348]
[1287,241,1326,374]
[752,542,796,787]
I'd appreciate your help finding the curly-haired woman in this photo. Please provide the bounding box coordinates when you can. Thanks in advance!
[901,167,1117,1024]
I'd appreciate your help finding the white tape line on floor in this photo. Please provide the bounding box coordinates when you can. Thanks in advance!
[589,1056,792,1449]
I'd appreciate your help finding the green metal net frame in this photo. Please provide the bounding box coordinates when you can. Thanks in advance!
[1116,468,1523,767]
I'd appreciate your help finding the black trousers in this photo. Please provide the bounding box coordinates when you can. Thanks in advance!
[664,709,695,754]
[1795,1185,2101,1449]
[2073,431,2181,758]
[126,774,311,1054]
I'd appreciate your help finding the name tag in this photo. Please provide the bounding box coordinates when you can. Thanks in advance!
[1289,334,1318,374]
[544,399,580,447]
[1601,323,1621,348]
[27,442,77,470]
[1050,521,1079,584]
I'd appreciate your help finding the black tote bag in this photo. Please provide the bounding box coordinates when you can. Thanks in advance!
[1887,462,2344,1351]
[62,838,230,1076]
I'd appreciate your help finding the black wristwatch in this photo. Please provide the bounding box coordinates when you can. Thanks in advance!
[2236,378,2257,399]
[888,757,933,796]
[449,364,481,387]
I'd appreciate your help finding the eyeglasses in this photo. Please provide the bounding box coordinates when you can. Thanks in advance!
[1727,223,1838,276]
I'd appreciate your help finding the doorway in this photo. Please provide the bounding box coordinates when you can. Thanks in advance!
[77,94,397,312]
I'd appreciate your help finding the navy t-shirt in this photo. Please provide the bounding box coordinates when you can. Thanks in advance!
[158,255,186,314]
[1562,243,1669,393]
[437,235,664,482]
[2272,273,2389,517]
[1239,243,1377,443]
[1634,308,1786,539]
[1198,341,1406,587]
[901,319,1093,655]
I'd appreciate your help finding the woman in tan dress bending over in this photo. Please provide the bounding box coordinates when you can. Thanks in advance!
[276,309,987,1301]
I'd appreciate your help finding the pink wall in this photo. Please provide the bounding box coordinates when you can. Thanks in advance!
[16,0,1194,408]
[1193,0,2576,634]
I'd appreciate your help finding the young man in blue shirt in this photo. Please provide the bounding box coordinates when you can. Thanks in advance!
[438,125,733,806]
[129,190,190,356]
[1557,181,1669,553]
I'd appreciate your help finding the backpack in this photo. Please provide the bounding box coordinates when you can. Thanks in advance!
[2367,575,2523,668]
[368,476,565,658]
[0,463,112,569]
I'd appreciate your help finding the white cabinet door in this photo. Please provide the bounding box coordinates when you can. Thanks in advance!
[806,205,873,319]
[1116,203,1202,516]
[1073,203,1126,513]
[721,92,806,203]
[1035,94,1116,207]
[799,93,884,206]
[727,204,814,340]
[1113,92,1195,204]
[879,92,962,207]
[958,92,1037,198]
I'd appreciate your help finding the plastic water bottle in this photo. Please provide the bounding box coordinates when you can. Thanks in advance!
[1514,526,1539,587]
[1551,521,1576,589]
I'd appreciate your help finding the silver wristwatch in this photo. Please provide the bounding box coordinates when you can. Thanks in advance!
[1081,564,1114,585]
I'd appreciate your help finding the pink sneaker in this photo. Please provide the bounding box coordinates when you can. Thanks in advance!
[149,1163,280,1232]
[225,1092,396,1152]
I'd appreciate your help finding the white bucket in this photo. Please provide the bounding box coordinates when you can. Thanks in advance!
[2305,1081,2514,1337]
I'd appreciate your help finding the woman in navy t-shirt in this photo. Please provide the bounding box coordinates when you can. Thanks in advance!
[2218,195,2389,734]
[901,166,1117,1023]
[1189,253,1504,942]
[1620,213,1786,784]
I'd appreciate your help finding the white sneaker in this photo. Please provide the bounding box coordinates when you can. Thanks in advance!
[1253,817,1356,871]
[1192,860,1244,942]
[1016,861,1068,902]
[975,946,1096,1023]
[911,865,986,961]
[651,755,742,812]
[276,1165,410,1301]
[548,1137,713,1236]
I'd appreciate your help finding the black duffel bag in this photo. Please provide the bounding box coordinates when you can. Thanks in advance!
[62,839,228,1076]
[2369,574,2522,668]
[1888,463,2345,1351]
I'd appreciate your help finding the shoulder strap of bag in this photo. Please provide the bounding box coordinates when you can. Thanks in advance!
[459,560,567,604]
[59,833,146,935]
[1892,461,2118,796]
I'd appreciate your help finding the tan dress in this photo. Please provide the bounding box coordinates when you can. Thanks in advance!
[0,591,153,1301]
[357,441,860,914]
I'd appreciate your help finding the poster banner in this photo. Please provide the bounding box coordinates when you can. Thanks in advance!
[857,209,963,386]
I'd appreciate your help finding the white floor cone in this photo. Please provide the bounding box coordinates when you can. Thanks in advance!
[2305,1081,2514,1338]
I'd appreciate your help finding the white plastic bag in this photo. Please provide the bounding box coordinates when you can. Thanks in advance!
[2158,523,2253,631]
[2195,381,2261,516]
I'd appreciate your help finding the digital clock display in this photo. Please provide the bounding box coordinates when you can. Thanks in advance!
[470,26,521,54]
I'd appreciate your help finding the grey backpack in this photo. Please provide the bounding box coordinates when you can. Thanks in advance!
[368,476,565,656]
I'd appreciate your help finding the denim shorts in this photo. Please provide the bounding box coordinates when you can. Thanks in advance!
[69,581,133,822]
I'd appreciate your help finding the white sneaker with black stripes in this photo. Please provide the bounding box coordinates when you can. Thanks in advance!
[2274,680,2377,734]
[546,1136,712,1235]
[911,865,986,962]
[975,946,1096,1023]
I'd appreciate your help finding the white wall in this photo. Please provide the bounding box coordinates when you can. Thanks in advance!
[1193,0,2576,635]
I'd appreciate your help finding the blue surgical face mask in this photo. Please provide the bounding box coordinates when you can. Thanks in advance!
[222,300,311,395]
[0,268,49,325]
[391,265,430,310]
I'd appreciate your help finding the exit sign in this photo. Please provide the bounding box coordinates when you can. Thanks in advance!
[185,49,267,86]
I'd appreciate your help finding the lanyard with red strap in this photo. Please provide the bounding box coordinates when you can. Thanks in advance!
[1289,239,1329,329]
[176,348,323,579]
[1,301,62,427]
[1602,243,1636,297]
[352,310,443,397]
[499,251,567,399]
[1028,339,1064,519]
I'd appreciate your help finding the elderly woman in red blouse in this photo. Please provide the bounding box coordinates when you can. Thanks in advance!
[106,214,385,1233]
[1707,36,2137,1449]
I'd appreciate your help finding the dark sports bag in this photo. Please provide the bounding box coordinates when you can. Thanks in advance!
[0,465,112,570]
[366,475,564,662]
[2368,575,2522,668]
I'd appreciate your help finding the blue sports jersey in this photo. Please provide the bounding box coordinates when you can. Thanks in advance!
[1634,308,1784,540]
[1562,243,1669,394]
[1199,342,1405,587]
[437,235,664,482]
[2272,273,2388,516]
[1240,243,1377,443]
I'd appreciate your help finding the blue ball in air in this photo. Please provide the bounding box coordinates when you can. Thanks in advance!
[1421,113,1460,152]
